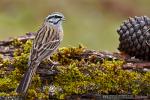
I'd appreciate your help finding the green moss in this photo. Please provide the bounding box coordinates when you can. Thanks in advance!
[13,39,32,57]
[13,53,29,73]
[11,39,23,47]
[0,92,9,97]
[0,55,3,63]
[0,39,150,99]
[0,77,13,92]
[22,40,32,54]
[54,60,150,99]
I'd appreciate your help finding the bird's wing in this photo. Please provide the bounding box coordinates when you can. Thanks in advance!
[28,25,60,66]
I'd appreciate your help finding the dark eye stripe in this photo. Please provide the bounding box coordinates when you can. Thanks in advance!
[54,15,62,18]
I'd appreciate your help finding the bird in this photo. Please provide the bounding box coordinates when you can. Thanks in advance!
[16,12,65,95]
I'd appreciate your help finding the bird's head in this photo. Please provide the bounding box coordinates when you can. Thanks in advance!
[45,12,65,25]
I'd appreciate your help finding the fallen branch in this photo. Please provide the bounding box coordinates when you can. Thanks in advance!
[0,33,150,99]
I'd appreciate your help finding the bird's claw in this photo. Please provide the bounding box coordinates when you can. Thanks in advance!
[47,59,60,70]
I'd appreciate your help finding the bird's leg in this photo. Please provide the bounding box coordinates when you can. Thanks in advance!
[47,58,59,70]
[48,58,59,65]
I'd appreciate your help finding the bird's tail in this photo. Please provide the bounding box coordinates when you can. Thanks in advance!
[16,63,39,95]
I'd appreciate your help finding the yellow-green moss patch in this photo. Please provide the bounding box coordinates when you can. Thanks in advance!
[0,39,150,99]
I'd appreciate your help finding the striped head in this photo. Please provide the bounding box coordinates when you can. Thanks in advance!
[45,12,65,26]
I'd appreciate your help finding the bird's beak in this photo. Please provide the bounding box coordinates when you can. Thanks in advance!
[62,17,65,21]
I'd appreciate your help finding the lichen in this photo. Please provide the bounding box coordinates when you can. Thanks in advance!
[0,39,150,99]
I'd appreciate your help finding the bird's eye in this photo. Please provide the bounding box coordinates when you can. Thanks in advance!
[47,16,53,20]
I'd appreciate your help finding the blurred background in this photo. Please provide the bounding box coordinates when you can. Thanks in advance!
[0,0,150,51]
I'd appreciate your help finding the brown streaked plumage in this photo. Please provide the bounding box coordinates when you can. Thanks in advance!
[16,12,65,95]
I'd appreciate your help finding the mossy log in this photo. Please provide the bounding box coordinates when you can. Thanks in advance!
[0,33,149,71]
[0,33,150,99]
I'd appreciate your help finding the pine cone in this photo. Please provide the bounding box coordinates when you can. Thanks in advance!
[117,16,150,60]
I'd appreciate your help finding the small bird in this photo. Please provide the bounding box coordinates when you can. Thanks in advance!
[16,12,65,95]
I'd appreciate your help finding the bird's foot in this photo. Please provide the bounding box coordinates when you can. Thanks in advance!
[47,59,60,70]
[51,61,59,66]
